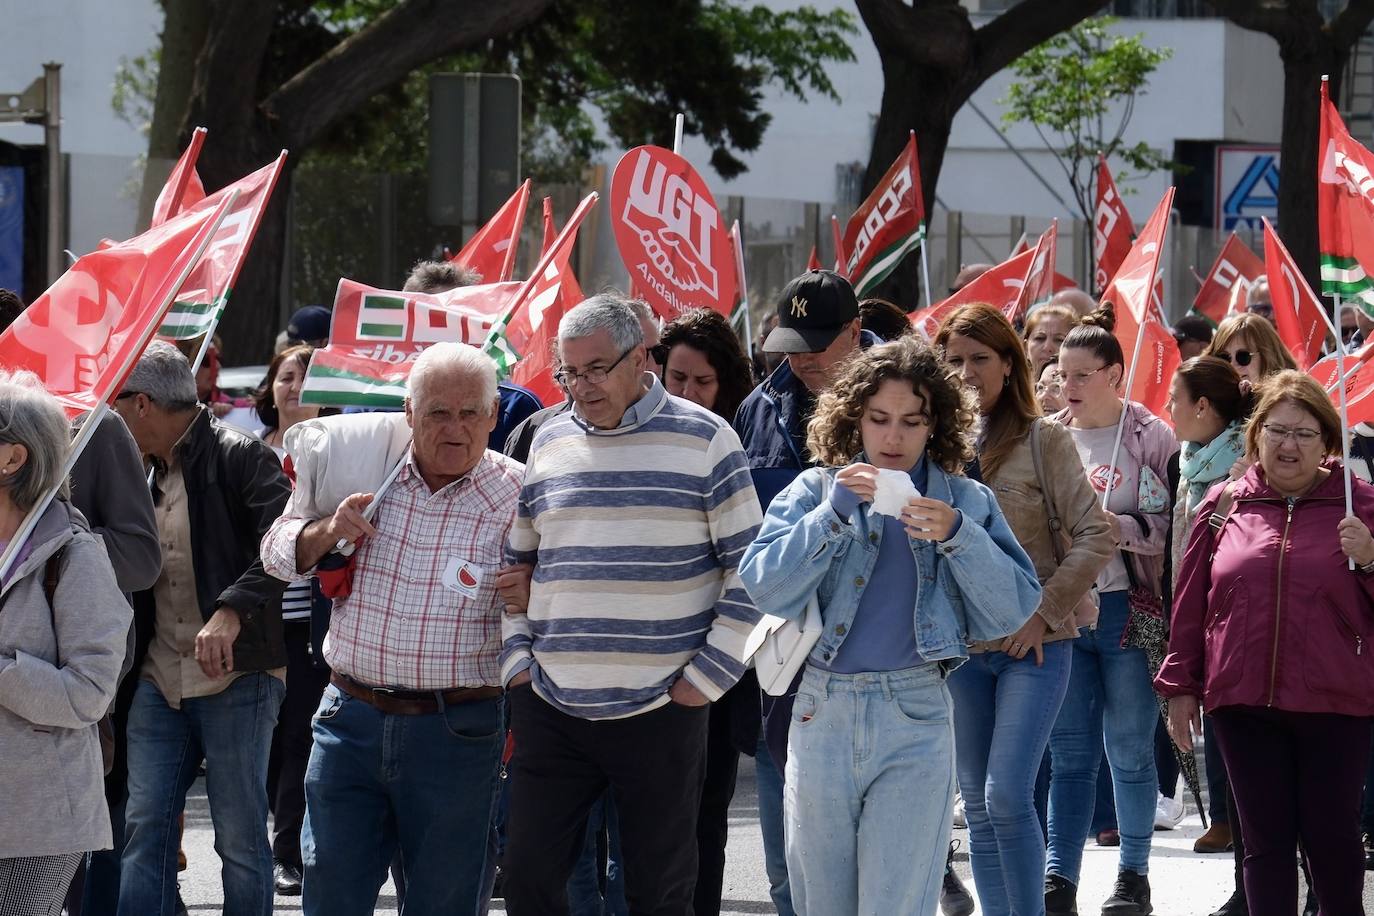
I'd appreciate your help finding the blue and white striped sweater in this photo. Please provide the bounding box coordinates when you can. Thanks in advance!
[502,380,763,720]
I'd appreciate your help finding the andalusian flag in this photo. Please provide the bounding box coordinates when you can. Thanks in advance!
[1319,78,1374,316]
[841,132,925,296]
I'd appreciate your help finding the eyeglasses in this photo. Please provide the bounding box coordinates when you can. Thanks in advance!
[1216,349,1254,367]
[1261,423,1322,447]
[115,391,143,401]
[1058,366,1106,387]
[1035,378,1064,396]
[554,345,635,388]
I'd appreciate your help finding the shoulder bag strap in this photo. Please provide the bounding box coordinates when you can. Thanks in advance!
[1029,418,1066,566]
[43,547,64,663]
[1205,480,1240,561]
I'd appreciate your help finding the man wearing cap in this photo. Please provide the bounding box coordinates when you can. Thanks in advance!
[1171,315,1214,361]
[285,306,333,349]
[732,268,881,916]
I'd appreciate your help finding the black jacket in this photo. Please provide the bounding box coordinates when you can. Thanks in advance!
[132,409,291,674]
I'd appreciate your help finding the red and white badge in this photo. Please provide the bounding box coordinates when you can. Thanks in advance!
[442,558,483,599]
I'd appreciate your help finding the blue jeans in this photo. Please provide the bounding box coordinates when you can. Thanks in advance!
[300,683,503,916]
[785,664,955,916]
[117,674,284,916]
[949,640,1072,916]
[755,733,795,916]
[1046,591,1158,884]
[566,792,627,916]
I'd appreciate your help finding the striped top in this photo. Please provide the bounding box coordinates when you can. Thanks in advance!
[260,432,313,622]
[502,378,763,720]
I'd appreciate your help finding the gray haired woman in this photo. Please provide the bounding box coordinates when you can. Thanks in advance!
[0,374,129,914]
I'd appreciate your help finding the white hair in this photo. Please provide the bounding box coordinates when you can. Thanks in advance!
[558,293,644,353]
[408,342,498,413]
[123,340,198,408]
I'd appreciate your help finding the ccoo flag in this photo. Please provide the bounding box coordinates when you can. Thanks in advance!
[842,132,925,297]
[1318,78,1374,317]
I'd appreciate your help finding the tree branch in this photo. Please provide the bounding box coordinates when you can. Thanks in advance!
[1203,0,1291,38]
[854,0,973,72]
[265,0,554,150]
[972,0,1112,87]
[1331,0,1374,51]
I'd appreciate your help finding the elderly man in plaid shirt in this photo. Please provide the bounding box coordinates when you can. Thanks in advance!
[262,342,522,916]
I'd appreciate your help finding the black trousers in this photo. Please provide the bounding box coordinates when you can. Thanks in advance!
[504,685,709,916]
[265,622,330,868]
[693,695,741,916]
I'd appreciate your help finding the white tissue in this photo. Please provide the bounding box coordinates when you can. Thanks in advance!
[871,468,920,518]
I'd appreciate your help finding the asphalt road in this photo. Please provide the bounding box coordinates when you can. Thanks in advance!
[175,762,1374,914]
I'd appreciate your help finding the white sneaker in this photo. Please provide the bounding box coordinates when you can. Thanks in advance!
[1154,791,1185,830]
[953,791,967,828]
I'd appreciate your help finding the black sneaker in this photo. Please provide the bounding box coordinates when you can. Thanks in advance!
[1045,873,1079,916]
[940,840,974,916]
[1207,888,1247,916]
[1101,869,1152,916]
[273,860,303,896]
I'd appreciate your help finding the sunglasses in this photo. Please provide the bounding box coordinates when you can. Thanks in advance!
[1217,349,1253,367]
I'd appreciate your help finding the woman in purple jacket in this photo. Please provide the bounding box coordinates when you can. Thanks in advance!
[1158,370,1374,916]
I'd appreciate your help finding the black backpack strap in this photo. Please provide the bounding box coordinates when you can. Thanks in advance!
[43,547,65,660]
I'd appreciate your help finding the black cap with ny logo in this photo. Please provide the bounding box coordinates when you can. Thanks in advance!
[762,269,859,354]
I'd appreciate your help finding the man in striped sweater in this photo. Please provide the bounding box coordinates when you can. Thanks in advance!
[496,293,763,915]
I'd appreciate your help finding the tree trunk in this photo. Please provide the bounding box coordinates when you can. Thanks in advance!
[137,0,210,229]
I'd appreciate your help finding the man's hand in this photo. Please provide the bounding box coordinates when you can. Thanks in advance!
[669,678,709,707]
[496,563,534,615]
[328,492,378,545]
[507,670,533,689]
[195,607,242,680]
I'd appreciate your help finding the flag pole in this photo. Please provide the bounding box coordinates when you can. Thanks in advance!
[336,446,411,556]
[673,113,685,155]
[731,220,754,352]
[1102,313,1149,511]
[1337,293,1356,569]
[919,230,934,311]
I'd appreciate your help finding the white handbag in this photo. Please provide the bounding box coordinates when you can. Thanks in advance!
[743,470,831,696]
[745,594,824,696]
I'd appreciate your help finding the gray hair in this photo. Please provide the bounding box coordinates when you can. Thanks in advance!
[123,340,198,409]
[408,342,498,412]
[0,371,71,510]
[558,293,644,353]
[403,260,482,294]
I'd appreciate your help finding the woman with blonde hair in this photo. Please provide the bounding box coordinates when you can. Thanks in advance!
[740,336,1041,915]
[937,304,1113,916]
[1204,313,1297,390]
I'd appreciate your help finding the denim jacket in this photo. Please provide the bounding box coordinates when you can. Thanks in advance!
[740,462,1042,667]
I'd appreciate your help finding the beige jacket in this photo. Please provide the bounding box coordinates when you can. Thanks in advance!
[977,419,1116,647]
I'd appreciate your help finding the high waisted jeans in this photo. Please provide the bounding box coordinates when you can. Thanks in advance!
[1046,591,1157,884]
[950,640,1072,916]
[784,663,955,916]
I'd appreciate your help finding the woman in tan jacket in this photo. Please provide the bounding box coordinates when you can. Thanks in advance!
[937,304,1114,916]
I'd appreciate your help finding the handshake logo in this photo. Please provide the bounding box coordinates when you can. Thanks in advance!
[620,149,721,301]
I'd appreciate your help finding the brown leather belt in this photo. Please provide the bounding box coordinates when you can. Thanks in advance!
[331,673,501,716]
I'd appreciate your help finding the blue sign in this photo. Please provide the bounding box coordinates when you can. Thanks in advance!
[0,167,21,295]
[1216,147,1280,232]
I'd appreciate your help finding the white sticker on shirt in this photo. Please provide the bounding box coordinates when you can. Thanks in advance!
[442,558,483,598]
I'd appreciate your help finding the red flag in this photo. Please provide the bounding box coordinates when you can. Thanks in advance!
[1319,78,1374,315]
[1102,188,1179,421]
[1192,233,1265,327]
[485,193,599,397]
[511,199,589,403]
[1263,217,1332,371]
[150,127,207,227]
[158,152,288,341]
[1309,340,1374,426]
[830,214,848,277]
[909,248,1036,338]
[1,193,235,416]
[842,132,925,296]
[450,179,531,283]
[1007,222,1059,326]
[1010,233,1030,257]
[1094,155,1135,295]
[807,246,822,272]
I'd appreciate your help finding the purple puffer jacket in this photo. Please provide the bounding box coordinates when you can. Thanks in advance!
[1155,462,1374,717]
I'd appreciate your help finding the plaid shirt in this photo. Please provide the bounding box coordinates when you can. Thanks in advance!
[262,450,523,689]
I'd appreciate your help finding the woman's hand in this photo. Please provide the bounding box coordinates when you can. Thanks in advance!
[1104,511,1122,545]
[901,497,958,542]
[834,463,878,502]
[1166,695,1202,752]
[1338,516,1374,568]
[999,613,1051,665]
